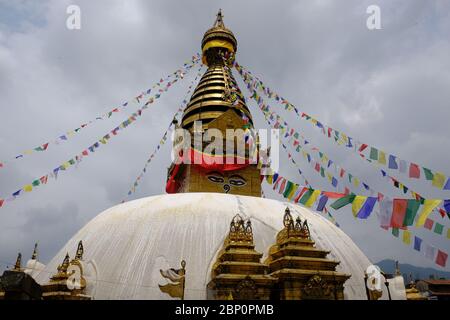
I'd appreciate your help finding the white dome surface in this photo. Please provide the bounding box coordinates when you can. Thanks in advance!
[35,193,375,300]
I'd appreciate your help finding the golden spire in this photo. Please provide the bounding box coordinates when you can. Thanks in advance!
[57,252,70,274]
[31,242,38,260]
[13,252,22,271]
[75,240,84,261]
[214,9,225,28]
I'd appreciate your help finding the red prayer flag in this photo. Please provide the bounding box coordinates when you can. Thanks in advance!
[344,187,350,195]
[439,208,446,218]
[409,163,421,178]
[39,175,48,184]
[424,218,434,230]
[82,150,89,156]
[0,199,4,208]
[327,127,332,137]
[42,143,49,150]
[322,191,345,199]
[315,163,320,172]
[391,199,408,228]
[340,168,345,178]
[436,250,448,267]
[358,144,368,152]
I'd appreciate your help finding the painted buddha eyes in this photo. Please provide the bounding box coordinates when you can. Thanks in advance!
[206,172,247,188]
[228,175,246,186]
[207,175,225,184]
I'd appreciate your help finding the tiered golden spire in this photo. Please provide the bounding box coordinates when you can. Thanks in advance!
[182,10,251,131]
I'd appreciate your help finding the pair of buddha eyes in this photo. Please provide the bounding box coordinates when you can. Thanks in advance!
[207,173,246,186]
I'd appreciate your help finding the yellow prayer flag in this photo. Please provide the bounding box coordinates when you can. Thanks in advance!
[305,190,321,208]
[378,151,386,165]
[266,175,273,184]
[447,228,450,239]
[415,199,442,227]
[432,172,446,189]
[287,184,298,200]
[353,178,360,188]
[402,230,411,245]
[327,173,333,182]
[63,162,70,169]
[23,184,33,192]
[24,150,33,155]
[352,195,367,217]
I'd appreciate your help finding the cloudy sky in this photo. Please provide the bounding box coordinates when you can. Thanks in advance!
[0,0,449,275]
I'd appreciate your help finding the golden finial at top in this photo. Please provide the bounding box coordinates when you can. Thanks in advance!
[214,9,225,28]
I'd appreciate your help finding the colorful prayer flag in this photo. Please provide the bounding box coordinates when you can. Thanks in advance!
[391,199,408,228]
[409,163,421,178]
[416,199,442,227]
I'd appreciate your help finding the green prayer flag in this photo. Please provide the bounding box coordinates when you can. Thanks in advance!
[330,194,356,210]
[434,223,444,235]
[32,180,40,187]
[320,167,325,178]
[283,181,294,198]
[423,168,434,180]
[370,147,378,160]
[299,189,314,205]
[403,200,420,226]
[392,228,399,237]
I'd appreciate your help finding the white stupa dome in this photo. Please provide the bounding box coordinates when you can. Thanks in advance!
[35,193,376,300]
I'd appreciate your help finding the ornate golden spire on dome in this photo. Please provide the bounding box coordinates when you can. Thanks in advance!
[74,240,84,261]
[13,252,22,271]
[31,242,38,260]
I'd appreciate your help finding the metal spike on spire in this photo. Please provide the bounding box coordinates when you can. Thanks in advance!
[31,242,38,260]
[214,9,225,28]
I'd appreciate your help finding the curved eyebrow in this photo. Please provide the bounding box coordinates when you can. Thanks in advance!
[207,171,224,177]
[228,174,245,180]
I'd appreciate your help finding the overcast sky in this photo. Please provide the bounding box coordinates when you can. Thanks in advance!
[0,0,449,274]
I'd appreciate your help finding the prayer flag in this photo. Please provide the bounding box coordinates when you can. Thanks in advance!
[444,178,450,190]
[414,236,422,251]
[23,185,33,192]
[316,195,329,212]
[423,168,434,181]
[330,194,356,210]
[424,244,436,261]
[352,196,367,217]
[299,189,314,205]
[378,151,386,165]
[436,250,448,267]
[369,147,378,160]
[304,190,321,208]
[424,218,434,230]
[388,155,398,169]
[378,198,393,228]
[357,197,377,219]
[391,199,408,228]
[403,200,420,226]
[409,163,421,178]
[416,199,442,227]
[432,172,446,189]
[402,230,411,245]
[434,223,444,235]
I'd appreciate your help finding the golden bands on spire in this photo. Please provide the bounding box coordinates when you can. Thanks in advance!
[181,65,252,130]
